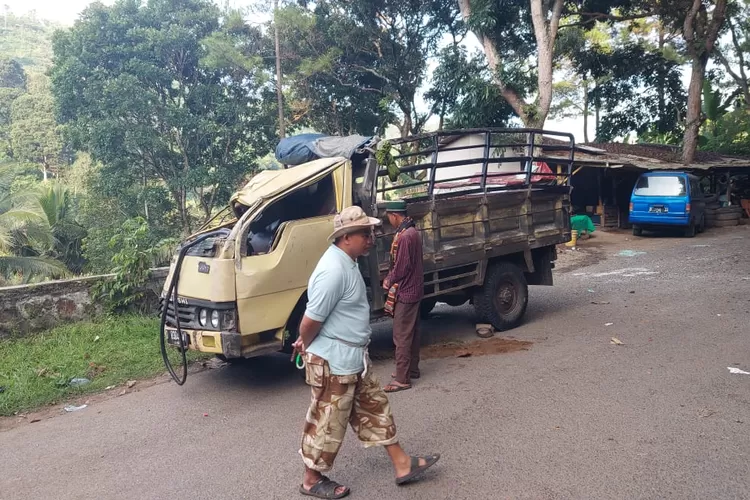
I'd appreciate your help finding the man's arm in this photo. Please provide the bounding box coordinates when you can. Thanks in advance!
[292,267,343,357]
[297,315,323,349]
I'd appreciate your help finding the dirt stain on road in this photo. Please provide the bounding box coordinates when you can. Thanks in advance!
[423,337,532,359]
[373,337,532,360]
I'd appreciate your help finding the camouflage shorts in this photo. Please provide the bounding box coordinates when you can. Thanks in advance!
[300,353,398,472]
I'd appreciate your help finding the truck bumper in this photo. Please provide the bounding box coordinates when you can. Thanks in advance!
[630,212,689,226]
[165,328,280,359]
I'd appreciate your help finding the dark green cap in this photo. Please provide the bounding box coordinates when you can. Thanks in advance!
[383,200,407,212]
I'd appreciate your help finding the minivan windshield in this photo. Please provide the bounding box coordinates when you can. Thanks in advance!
[634,175,687,197]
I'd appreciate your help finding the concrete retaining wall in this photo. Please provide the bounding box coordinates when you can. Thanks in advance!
[0,268,169,338]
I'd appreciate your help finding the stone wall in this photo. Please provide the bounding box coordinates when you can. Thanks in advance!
[0,268,169,338]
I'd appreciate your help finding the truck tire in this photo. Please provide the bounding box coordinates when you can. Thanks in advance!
[715,212,741,221]
[632,225,643,236]
[420,298,437,319]
[713,219,739,227]
[474,262,528,331]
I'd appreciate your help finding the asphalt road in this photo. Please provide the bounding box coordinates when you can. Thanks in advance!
[2,227,750,500]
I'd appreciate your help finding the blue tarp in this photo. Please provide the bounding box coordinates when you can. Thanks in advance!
[275,134,376,166]
[275,133,327,166]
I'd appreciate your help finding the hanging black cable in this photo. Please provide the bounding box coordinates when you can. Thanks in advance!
[159,233,214,385]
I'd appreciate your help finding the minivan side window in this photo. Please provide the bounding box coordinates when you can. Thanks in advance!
[634,175,686,197]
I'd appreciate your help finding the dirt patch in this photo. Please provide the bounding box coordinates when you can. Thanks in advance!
[372,337,532,361]
[554,229,636,273]
[423,337,532,359]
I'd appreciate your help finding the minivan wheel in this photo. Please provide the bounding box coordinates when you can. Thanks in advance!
[698,215,706,233]
[632,225,643,236]
[684,220,696,238]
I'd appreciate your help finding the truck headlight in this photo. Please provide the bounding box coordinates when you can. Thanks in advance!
[199,308,208,326]
[211,310,220,329]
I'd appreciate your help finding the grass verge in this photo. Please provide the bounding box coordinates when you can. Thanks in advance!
[0,315,210,416]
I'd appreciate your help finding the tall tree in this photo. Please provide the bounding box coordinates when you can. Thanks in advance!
[50,0,277,235]
[583,43,686,142]
[278,0,460,137]
[9,74,63,181]
[713,0,750,109]
[677,0,728,163]
[456,0,649,128]
[426,45,516,129]
[275,2,392,135]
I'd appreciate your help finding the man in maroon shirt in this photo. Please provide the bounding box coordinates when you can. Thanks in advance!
[382,200,424,393]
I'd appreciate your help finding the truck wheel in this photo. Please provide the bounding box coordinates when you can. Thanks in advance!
[419,298,437,319]
[632,225,643,236]
[474,262,528,331]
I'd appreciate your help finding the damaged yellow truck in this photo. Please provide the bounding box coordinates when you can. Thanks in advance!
[159,129,574,379]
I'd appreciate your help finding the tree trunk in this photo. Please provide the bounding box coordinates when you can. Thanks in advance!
[274,0,286,142]
[400,105,413,139]
[458,0,531,125]
[583,83,590,144]
[595,95,601,142]
[171,187,191,236]
[681,0,728,164]
[657,23,666,133]
[682,55,708,165]
[529,0,564,128]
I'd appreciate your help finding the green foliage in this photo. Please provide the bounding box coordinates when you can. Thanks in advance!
[277,0,459,137]
[91,217,173,313]
[50,0,277,235]
[38,182,87,274]
[699,79,750,155]
[9,74,63,178]
[584,43,686,141]
[0,166,68,284]
[0,58,26,89]
[713,0,750,108]
[0,12,57,70]
[427,46,516,130]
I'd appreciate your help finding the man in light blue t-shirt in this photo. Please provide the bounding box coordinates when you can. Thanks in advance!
[292,206,440,499]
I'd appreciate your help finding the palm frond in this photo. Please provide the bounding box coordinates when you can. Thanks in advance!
[0,226,11,251]
[0,207,47,228]
[0,255,69,281]
[38,183,70,227]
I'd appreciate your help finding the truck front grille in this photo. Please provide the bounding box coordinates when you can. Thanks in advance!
[159,298,196,328]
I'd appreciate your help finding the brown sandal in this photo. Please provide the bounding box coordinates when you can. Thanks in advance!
[384,381,412,393]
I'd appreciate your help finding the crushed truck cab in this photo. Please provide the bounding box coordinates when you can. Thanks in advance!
[160,129,574,373]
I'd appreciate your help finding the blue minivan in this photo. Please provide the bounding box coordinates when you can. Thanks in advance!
[629,171,706,237]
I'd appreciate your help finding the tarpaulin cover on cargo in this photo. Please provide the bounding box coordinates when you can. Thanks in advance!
[275,134,378,166]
